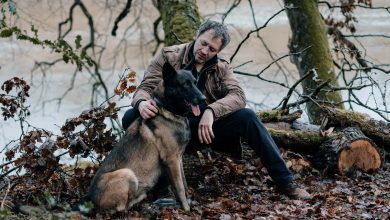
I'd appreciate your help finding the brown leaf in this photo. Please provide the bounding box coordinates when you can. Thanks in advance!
[5,150,15,160]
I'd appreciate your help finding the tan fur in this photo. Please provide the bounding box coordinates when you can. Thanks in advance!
[89,63,205,212]
[88,107,191,212]
[97,169,138,212]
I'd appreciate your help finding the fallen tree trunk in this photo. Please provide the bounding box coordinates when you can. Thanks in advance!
[259,109,383,175]
[266,127,323,154]
[183,109,383,180]
[312,127,382,175]
[257,109,301,123]
[321,106,390,152]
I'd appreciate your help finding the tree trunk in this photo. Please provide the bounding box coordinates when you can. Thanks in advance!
[320,106,390,152]
[283,0,344,124]
[312,127,381,175]
[157,0,201,46]
[158,1,201,187]
[267,127,323,154]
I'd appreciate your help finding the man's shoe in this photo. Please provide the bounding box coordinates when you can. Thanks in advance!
[276,182,311,200]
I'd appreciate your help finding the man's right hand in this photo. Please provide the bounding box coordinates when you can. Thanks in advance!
[138,99,158,119]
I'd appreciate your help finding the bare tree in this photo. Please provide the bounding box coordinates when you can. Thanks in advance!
[283,0,345,124]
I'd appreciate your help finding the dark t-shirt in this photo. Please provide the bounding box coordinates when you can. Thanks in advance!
[183,42,218,121]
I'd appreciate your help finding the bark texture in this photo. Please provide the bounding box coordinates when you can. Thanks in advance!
[267,127,324,154]
[157,0,201,46]
[312,127,381,175]
[283,0,344,124]
[321,106,390,152]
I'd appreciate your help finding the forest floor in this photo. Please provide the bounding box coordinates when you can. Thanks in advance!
[2,148,390,219]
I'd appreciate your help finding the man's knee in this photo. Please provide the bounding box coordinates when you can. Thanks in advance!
[234,108,258,121]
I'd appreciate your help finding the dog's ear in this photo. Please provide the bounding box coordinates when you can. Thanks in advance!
[162,62,177,83]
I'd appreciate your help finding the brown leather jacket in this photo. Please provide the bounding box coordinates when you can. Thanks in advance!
[131,42,246,120]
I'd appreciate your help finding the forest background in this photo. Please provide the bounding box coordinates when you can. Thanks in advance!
[0,0,389,219]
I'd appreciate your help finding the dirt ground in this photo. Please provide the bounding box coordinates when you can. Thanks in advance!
[4,148,388,219]
[111,149,390,219]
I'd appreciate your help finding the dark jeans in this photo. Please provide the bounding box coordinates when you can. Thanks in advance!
[122,108,293,187]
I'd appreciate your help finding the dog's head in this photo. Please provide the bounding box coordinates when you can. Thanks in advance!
[158,62,206,116]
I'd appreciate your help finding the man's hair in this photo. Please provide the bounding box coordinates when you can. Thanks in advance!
[196,20,230,51]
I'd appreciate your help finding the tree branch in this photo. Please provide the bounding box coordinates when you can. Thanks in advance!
[230,8,287,62]
[111,0,133,36]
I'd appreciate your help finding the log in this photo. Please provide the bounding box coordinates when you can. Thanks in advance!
[183,109,383,180]
[312,127,381,175]
[291,121,321,133]
[266,127,323,154]
[256,109,302,123]
[321,106,390,152]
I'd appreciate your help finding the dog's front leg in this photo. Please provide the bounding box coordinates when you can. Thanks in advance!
[180,158,188,190]
[165,155,190,211]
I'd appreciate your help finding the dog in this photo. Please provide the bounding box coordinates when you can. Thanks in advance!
[88,62,205,212]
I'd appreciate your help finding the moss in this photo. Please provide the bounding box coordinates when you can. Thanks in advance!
[267,127,324,153]
[256,109,288,123]
[269,128,323,143]
[284,0,344,124]
[158,0,201,46]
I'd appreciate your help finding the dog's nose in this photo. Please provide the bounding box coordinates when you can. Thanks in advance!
[192,95,205,104]
[197,94,206,103]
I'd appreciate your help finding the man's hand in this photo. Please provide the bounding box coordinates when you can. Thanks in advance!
[138,99,158,119]
[198,109,215,144]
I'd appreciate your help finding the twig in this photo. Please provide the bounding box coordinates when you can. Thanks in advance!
[343,34,390,39]
[258,46,312,76]
[278,69,314,110]
[230,8,287,62]
[111,0,133,36]
[285,80,331,109]
[222,0,242,23]
[0,166,21,180]
[318,1,390,11]
[1,178,10,210]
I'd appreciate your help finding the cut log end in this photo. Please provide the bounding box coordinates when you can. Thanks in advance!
[338,139,381,175]
[314,127,383,175]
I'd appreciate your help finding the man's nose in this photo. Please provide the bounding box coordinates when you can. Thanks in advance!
[201,47,208,54]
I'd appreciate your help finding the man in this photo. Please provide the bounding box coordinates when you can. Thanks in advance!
[122,20,310,199]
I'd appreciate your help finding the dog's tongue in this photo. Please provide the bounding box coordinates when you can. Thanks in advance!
[191,104,201,116]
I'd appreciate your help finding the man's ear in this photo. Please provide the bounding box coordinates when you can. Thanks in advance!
[162,62,177,84]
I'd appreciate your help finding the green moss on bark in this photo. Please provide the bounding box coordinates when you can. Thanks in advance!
[256,109,289,123]
[284,0,344,124]
[158,0,201,46]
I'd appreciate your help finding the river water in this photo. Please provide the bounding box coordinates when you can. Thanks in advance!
[0,0,389,157]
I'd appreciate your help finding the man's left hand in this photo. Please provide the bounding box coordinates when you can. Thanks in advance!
[198,109,215,144]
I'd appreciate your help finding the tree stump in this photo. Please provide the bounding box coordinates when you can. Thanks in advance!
[313,127,381,175]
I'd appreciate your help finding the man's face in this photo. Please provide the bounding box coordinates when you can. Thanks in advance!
[193,29,223,64]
